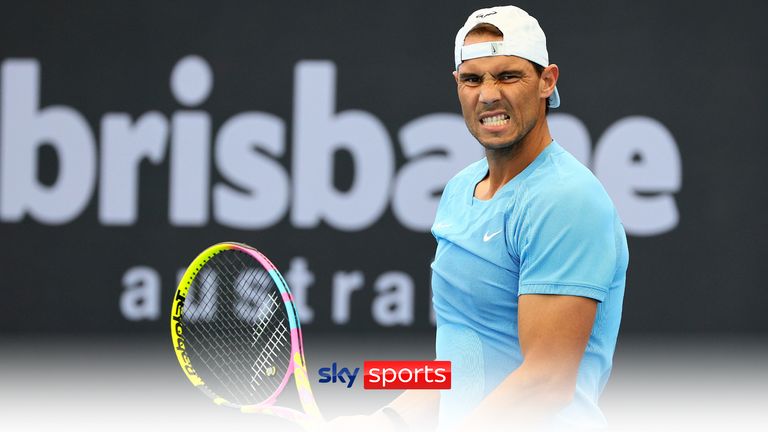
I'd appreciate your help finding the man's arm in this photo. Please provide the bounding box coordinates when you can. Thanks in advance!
[458,294,597,430]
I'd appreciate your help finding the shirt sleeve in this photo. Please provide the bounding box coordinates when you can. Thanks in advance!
[515,180,618,302]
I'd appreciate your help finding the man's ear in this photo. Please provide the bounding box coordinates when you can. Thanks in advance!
[453,70,459,84]
[540,64,559,99]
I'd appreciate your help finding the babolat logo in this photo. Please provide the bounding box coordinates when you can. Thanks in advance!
[318,362,360,388]
[171,291,199,379]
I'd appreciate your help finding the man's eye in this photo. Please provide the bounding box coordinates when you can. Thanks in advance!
[498,74,520,82]
[461,76,481,86]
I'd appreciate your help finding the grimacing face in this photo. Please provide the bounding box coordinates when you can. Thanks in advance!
[454,32,551,152]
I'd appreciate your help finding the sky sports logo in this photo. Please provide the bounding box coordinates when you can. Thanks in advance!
[318,360,451,390]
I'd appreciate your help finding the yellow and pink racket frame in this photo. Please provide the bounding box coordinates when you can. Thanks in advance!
[171,242,322,423]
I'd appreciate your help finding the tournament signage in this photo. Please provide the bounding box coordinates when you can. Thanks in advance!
[1,1,763,333]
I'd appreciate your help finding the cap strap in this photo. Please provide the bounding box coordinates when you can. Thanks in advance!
[460,41,516,62]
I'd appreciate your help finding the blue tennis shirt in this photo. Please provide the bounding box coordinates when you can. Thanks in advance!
[431,141,628,429]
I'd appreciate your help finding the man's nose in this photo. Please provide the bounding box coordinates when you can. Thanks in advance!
[478,79,501,104]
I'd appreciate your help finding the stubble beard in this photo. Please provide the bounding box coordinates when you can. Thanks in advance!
[474,114,538,161]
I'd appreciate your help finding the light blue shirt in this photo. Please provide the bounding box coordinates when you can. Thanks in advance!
[431,141,628,430]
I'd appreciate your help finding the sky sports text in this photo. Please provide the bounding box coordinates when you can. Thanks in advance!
[318,360,451,390]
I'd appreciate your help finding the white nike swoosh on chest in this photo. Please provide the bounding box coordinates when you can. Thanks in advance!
[483,229,503,242]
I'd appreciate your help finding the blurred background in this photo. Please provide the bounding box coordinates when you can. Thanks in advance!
[1,1,766,431]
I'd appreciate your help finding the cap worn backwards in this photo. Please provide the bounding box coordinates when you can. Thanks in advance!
[454,5,560,108]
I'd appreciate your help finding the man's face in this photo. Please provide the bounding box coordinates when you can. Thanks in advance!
[454,33,546,151]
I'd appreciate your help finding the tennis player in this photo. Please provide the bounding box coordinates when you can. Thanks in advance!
[328,5,628,431]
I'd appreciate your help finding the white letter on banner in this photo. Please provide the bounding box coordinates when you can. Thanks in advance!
[100,112,168,225]
[372,271,414,326]
[213,112,289,229]
[168,56,213,226]
[331,270,364,324]
[0,59,96,224]
[291,60,393,231]
[594,116,681,236]
[120,266,161,321]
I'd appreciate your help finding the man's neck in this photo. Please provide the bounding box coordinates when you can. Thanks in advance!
[475,121,552,200]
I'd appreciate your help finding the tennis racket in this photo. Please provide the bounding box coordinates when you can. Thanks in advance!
[170,241,323,429]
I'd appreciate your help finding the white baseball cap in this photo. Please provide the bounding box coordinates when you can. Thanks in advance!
[454,5,560,108]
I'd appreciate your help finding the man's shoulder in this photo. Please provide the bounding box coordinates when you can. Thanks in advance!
[522,144,615,216]
[530,143,606,194]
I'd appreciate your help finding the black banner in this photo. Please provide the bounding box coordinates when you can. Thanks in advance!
[1,1,766,334]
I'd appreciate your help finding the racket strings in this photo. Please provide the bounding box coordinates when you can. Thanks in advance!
[182,249,292,406]
[217,251,291,398]
[214,255,291,399]
[187,271,287,403]
[185,267,265,402]
[249,318,289,387]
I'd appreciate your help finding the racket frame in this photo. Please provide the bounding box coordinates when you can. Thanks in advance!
[171,242,322,422]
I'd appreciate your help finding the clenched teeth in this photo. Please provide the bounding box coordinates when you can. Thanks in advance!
[480,114,510,126]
